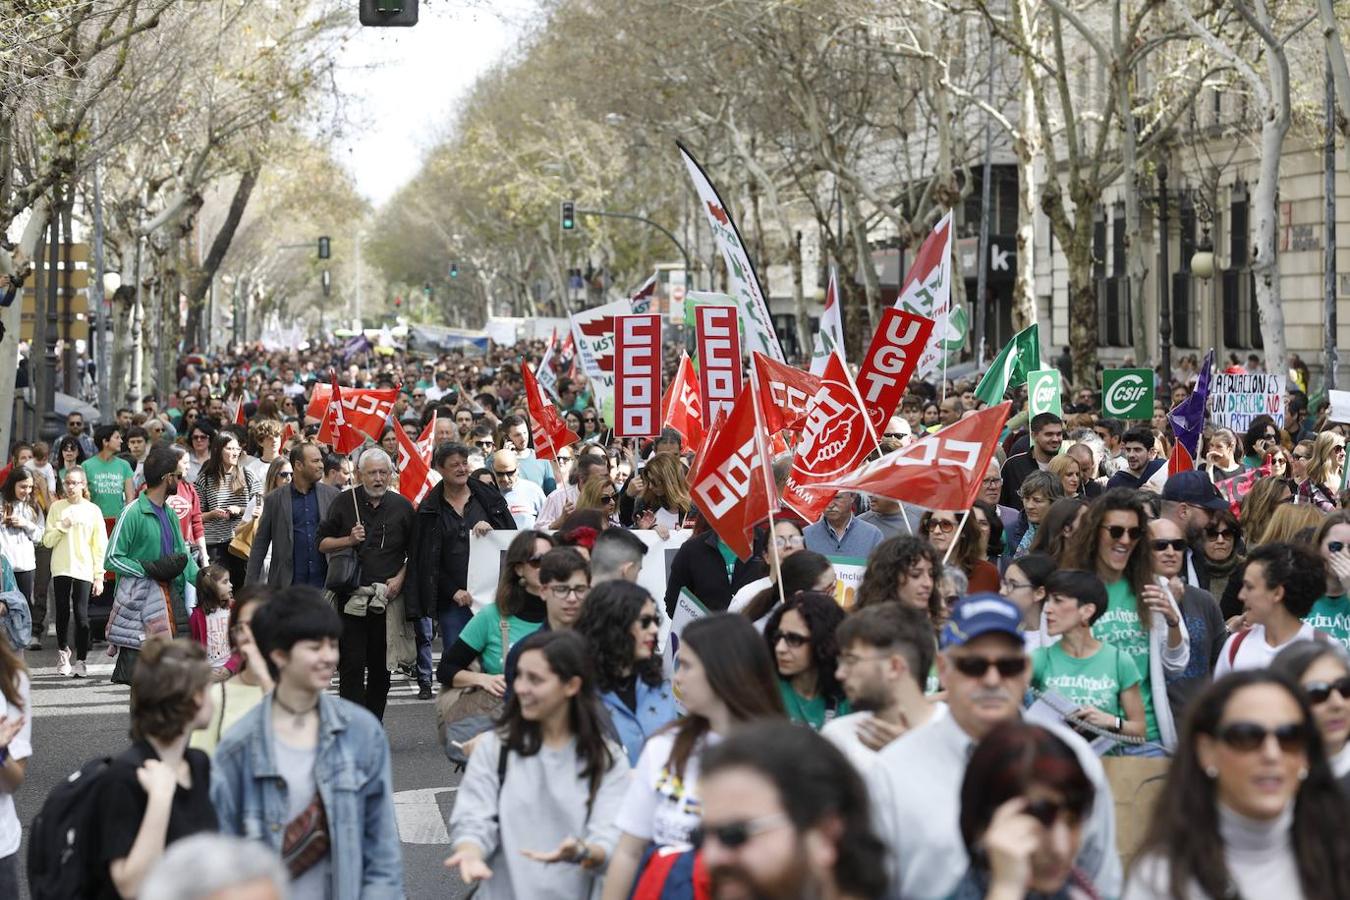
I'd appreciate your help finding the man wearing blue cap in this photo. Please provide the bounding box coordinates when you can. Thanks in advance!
[1160,470,1229,591]
[868,593,1121,900]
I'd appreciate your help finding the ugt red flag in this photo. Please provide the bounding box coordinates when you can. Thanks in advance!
[522,362,579,460]
[819,402,1012,510]
[396,417,436,505]
[752,352,820,435]
[308,383,400,443]
[321,375,366,455]
[690,388,778,561]
[782,353,880,523]
[661,352,704,450]
[855,308,936,435]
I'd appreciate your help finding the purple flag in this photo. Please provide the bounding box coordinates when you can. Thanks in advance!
[1168,349,1214,458]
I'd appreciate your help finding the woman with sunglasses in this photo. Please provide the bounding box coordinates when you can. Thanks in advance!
[1123,670,1350,900]
[921,509,1000,593]
[601,614,785,900]
[1201,507,1244,604]
[54,435,86,486]
[1297,431,1344,511]
[439,530,556,698]
[1061,489,1189,756]
[1217,543,1325,676]
[184,424,215,484]
[950,722,1100,900]
[631,452,691,534]
[1291,438,1315,485]
[1271,641,1350,791]
[575,477,620,525]
[1305,511,1350,653]
[445,631,631,900]
[575,581,676,766]
[763,591,849,730]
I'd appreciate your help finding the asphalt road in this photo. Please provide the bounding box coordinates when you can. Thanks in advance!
[13,630,475,899]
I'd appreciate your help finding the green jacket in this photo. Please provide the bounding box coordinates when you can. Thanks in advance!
[106,493,199,626]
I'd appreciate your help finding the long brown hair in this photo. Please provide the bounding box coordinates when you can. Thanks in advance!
[1059,489,1153,618]
[640,452,691,514]
[0,633,26,710]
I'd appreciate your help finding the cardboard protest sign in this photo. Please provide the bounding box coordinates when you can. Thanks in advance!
[1206,373,1285,432]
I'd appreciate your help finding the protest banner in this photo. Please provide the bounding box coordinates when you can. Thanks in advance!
[828,556,868,611]
[569,298,632,425]
[1206,372,1286,432]
[695,304,744,424]
[1027,369,1063,416]
[1102,368,1154,419]
[855,308,936,435]
[613,314,662,438]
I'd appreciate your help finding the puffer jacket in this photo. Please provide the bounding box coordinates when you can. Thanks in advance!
[106,574,176,650]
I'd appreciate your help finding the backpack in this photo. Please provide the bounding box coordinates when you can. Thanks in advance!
[27,754,118,899]
[1227,627,1328,666]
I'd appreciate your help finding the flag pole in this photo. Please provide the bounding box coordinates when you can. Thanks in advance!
[941,509,970,567]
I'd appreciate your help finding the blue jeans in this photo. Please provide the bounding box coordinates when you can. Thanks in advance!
[1118,740,1169,758]
[421,603,473,687]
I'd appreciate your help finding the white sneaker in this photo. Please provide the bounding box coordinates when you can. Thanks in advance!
[72,660,87,678]
[57,648,72,677]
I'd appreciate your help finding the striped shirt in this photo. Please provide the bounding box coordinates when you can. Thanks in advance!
[196,467,260,546]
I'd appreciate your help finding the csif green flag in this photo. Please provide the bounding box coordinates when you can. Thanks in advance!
[974,323,1041,407]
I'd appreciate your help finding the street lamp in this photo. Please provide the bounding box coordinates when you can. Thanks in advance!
[1190,227,1215,280]
[102,271,122,296]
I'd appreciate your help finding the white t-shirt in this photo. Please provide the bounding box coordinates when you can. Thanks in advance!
[822,703,948,776]
[503,480,547,529]
[614,730,718,848]
[0,673,32,857]
[1215,622,1318,676]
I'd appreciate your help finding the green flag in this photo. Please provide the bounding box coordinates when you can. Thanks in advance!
[974,323,1041,407]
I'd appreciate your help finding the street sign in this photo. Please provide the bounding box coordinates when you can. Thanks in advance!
[1027,369,1062,416]
[1102,368,1154,420]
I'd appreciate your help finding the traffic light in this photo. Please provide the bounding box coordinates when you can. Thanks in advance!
[321,269,331,297]
[359,0,417,26]
[449,262,459,278]
[560,201,576,231]
[317,236,331,259]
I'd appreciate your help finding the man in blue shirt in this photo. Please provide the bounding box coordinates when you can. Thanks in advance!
[804,491,885,558]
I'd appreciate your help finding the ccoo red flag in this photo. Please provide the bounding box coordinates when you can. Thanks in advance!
[661,352,705,450]
[309,383,400,443]
[818,402,1011,511]
[396,416,437,505]
[690,387,778,561]
[752,352,820,435]
[522,362,579,460]
[781,352,880,523]
[321,374,366,455]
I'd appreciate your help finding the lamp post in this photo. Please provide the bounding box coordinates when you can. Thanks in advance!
[1157,160,1172,388]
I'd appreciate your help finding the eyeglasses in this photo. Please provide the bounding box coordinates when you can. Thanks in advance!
[926,519,957,533]
[1150,538,1187,552]
[1206,527,1235,540]
[982,476,1003,486]
[773,535,804,550]
[950,655,1029,679]
[475,441,495,449]
[278,471,293,480]
[412,393,426,399]
[1293,453,1311,461]
[547,584,588,599]
[1214,721,1308,754]
[636,614,660,630]
[495,469,517,478]
[1001,579,1032,592]
[1101,525,1143,541]
[192,434,209,441]
[525,553,545,567]
[772,630,810,649]
[1304,676,1350,705]
[556,454,574,463]
[691,813,790,850]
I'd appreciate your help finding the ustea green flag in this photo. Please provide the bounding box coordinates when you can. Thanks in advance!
[974,323,1040,406]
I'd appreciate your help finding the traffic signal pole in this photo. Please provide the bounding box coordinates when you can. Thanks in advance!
[573,208,695,290]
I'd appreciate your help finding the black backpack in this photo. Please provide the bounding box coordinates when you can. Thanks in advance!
[27,753,118,899]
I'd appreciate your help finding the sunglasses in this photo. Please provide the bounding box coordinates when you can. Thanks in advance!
[772,630,810,649]
[1206,527,1235,540]
[951,655,1029,679]
[883,431,908,439]
[599,494,616,504]
[636,614,660,630]
[525,553,545,566]
[1151,538,1187,552]
[278,471,293,480]
[1293,453,1311,461]
[927,519,957,533]
[1305,676,1350,705]
[773,535,804,549]
[691,813,789,850]
[1214,721,1308,754]
[1101,525,1143,541]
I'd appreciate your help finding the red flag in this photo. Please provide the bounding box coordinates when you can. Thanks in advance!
[819,402,1012,511]
[689,403,728,485]
[1168,442,1195,478]
[752,352,820,434]
[396,417,437,505]
[416,412,438,459]
[661,352,705,449]
[322,374,366,455]
[613,314,662,438]
[781,353,881,523]
[522,362,579,459]
[280,421,297,447]
[694,304,743,424]
[690,386,778,561]
[855,308,936,436]
[308,383,400,442]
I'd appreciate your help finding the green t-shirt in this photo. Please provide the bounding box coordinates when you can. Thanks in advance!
[1093,578,1159,741]
[81,455,134,519]
[1306,595,1350,653]
[1032,641,1141,719]
[459,605,544,675]
[777,680,849,731]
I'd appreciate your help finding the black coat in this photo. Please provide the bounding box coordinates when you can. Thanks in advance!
[663,529,768,616]
[405,479,514,619]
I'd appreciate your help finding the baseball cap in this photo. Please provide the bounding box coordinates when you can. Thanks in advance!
[940,593,1023,649]
[1162,470,1228,511]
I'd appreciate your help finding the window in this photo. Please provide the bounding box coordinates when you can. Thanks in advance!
[1096,204,1132,347]
[1222,184,1261,349]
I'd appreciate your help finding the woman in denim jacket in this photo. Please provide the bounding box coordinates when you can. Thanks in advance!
[210,587,403,900]
[575,581,677,767]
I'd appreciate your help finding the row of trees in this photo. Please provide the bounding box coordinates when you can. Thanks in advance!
[370,0,1350,388]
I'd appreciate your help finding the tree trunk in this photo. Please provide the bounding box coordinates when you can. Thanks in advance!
[185,161,260,349]
[1013,68,1040,332]
[1067,241,1099,388]
[1251,112,1289,373]
[0,199,51,456]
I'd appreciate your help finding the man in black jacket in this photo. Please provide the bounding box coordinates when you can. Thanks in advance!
[1000,412,1064,510]
[405,442,515,698]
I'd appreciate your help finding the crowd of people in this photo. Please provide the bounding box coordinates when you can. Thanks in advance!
[1,340,1349,898]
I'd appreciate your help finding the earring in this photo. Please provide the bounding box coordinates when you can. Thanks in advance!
[1298,769,1309,782]
[1205,766,1219,778]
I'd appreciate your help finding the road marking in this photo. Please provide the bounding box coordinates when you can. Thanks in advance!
[394,787,457,844]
